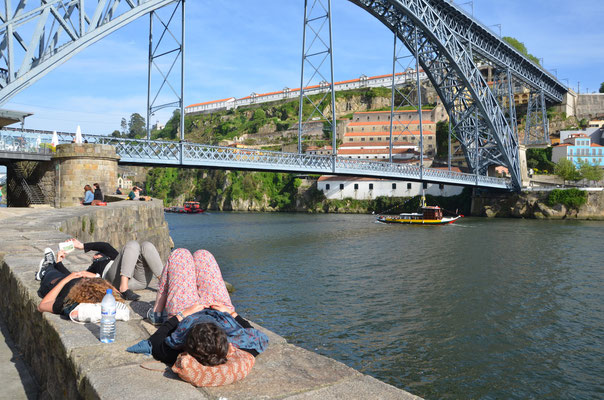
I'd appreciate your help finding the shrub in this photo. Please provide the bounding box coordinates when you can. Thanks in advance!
[547,188,587,209]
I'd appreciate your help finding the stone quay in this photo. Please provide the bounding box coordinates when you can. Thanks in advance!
[0,202,420,399]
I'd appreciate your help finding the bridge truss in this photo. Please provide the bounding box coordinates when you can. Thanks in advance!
[0,0,568,191]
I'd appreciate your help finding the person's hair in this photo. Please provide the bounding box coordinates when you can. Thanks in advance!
[84,184,92,192]
[93,183,100,189]
[184,323,229,366]
[65,278,124,305]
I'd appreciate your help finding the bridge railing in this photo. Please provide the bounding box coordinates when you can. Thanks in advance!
[1,130,513,189]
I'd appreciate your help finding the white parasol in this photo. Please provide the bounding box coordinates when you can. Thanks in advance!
[75,125,83,144]
[35,134,41,149]
[51,131,59,147]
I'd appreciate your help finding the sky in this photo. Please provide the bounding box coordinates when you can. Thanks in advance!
[3,0,603,135]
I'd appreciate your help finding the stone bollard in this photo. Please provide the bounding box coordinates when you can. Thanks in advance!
[53,143,119,207]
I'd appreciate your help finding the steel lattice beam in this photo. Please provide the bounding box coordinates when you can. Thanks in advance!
[0,0,176,105]
[349,0,526,189]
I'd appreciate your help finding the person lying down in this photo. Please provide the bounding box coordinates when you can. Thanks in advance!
[127,248,269,387]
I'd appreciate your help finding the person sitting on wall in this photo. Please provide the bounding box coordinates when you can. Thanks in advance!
[128,186,140,200]
[93,183,104,202]
[81,185,94,206]
[116,187,123,195]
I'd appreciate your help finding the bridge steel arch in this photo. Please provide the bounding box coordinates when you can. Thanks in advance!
[347,0,539,190]
[0,0,176,105]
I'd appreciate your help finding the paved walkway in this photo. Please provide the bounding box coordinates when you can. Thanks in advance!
[0,316,39,399]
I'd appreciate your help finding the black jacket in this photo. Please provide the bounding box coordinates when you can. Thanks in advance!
[84,242,119,276]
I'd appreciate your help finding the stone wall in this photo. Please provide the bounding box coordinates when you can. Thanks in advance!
[0,200,172,399]
[471,189,604,219]
[59,199,173,260]
[54,144,119,208]
[576,93,604,119]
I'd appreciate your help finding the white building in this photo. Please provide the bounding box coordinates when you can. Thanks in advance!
[317,174,464,200]
[185,70,428,115]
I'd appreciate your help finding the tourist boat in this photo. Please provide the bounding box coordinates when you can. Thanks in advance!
[376,197,462,225]
[164,201,204,214]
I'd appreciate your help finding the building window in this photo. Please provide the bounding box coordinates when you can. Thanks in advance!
[361,138,365,141]
[349,138,353,142]
[370,137,374,141]
[423,182,428,189]
[354,183,359,190]
[407,183,412,189]
[361,128,364,131]
[340,184,344,190]
[326,184,330,190]
[369,183,374,190]
[392,183,397,189]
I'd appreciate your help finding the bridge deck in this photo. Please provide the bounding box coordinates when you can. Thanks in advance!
[0,129,513,190]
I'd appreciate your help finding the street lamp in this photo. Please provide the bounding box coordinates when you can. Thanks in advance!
[459,1,474,16]
[489,24,501,37]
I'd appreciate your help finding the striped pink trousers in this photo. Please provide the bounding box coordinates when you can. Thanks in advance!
[156,248,234,316]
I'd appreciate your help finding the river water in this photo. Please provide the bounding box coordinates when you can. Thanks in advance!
[166,212,603,399]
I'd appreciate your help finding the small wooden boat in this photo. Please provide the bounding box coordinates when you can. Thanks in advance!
[164,201,204,214]
[376,197,462,225]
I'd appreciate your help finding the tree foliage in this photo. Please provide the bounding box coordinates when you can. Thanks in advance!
[554,158,580,184]
[503,36,541,65]
[547,188,587,209]
[526,147,554,173]
[435,120,450,158]
[577,160,604,183]
[128,113,146,138]
[600,82,604,94]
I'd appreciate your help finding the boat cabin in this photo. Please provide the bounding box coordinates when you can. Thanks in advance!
[421,206,443,220]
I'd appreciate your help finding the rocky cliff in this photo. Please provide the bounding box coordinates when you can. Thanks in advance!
[472,190,604,220]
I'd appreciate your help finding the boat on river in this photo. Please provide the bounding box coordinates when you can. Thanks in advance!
[164,201,204,214]
[376,197,462,225]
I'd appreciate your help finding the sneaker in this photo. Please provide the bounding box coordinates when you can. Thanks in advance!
[116,302,130,321]
[69,303,101,324]
[120,289,140,301]
[43,247,56,264]
[35,248,56,281]
[146,308,167,325]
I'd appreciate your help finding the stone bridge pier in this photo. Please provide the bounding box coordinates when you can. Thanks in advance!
[5,143,119,207]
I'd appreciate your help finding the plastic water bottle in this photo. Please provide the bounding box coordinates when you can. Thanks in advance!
[100,289,116,343]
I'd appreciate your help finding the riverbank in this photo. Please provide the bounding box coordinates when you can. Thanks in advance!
[472,188,604,219]
[0,202,419,399]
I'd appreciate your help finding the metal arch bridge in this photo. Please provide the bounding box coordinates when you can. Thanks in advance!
[0,0,568,190]
[0,127,512,189]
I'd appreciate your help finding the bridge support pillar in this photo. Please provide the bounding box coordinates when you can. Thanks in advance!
[53,144,119,208]
[518,144,530,188]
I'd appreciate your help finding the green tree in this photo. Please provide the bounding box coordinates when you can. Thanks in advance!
[435,120,450,157]
[128,113,146,138]
[600,82,604,93]
[577,160,604,184]
[503,36,540,65]
[120,118,128,135]
[111,130,122,138]
[554,158,580,185]
[526,147,555,173]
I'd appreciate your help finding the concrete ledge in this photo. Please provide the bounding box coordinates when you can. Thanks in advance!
[0,202,419,399]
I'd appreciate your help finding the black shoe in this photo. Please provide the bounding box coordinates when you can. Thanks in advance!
[120,289,140,301]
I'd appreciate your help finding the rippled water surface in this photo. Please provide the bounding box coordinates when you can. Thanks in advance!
[166,212,604,399]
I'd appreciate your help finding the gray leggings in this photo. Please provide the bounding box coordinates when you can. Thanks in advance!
[105,241,164,290]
